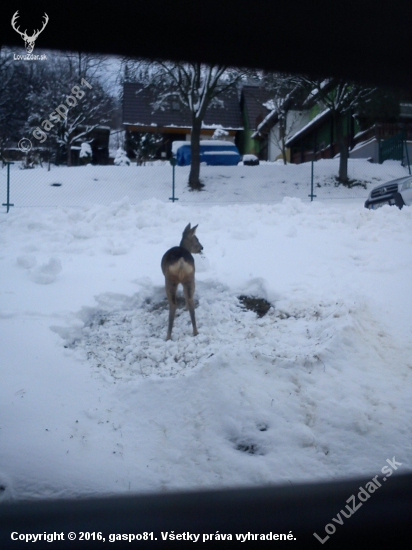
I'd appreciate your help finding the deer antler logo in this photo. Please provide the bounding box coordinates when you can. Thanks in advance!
[11,11,49,53]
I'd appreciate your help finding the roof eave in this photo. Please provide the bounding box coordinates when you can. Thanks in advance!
[285,108,331,147]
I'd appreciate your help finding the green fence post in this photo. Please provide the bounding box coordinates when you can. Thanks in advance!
[2,161,15,213]
[308,137,317,202]
[404,127,411,175]
[169,158,179,202]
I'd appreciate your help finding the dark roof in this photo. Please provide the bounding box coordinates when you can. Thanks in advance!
[241,86,275,130]
[123,83,243,130]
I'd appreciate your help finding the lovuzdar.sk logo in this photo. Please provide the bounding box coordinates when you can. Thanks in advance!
[11,11,49,53]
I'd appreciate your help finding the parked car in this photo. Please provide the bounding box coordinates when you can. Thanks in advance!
[364,175,412,210]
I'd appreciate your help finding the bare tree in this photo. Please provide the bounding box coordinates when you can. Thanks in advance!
[0,46,34,158]
[127,132,163,165]
[123,60,249,190]
[26,56,113,166]
[274,109,305,164]
[65,51,111,83]
[256,73,309,164]
[298,77,376,183]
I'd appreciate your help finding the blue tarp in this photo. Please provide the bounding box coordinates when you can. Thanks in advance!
[175,143,241,166]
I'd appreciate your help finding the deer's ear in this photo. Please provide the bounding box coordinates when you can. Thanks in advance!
[191,224,198,234]
[183,223,191,235]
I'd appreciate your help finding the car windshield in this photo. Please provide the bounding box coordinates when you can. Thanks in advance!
[1,8,411,521]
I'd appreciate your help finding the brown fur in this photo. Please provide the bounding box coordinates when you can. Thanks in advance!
[161,223,203,340]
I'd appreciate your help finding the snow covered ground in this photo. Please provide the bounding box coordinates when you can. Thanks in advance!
[1,159,411,502]
[1,157,409,207]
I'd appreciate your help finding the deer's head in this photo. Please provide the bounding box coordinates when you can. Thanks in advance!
[11,11,49,54]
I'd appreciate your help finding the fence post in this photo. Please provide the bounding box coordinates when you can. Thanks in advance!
[404,127,411,175]
[308,137,317,202]
[2,161,14,213]
[169,158,179,202]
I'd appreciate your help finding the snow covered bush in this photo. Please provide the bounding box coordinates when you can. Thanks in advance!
[126,132,162,165]
[79,142,92,164]
[114,148,131,166]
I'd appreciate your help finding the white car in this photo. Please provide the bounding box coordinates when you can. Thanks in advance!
[365,175,412,210]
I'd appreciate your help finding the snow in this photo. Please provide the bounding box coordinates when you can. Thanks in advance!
[285,108,331,146]
[113,148,130,166]
[203,151,239,155]
[242,154,258,161]
[254,104,279,136]
[212,127,229,139]
[1,158,408,208]
[80,142,92,159]
[1,159,411,502]
[171,141,187,154]
[350,136,376,153]
[201,123,243,130]
[172,139,235,154]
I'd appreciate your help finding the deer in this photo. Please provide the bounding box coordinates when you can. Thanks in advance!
[161,223,203,341]
[11,11,49,54]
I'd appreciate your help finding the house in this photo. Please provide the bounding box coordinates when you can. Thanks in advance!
[239,85,277,159]
[123,82,243,160]
[284,93,412,165]
[251,86,311,162]
[348,102,412,163]
[242,78,412,170]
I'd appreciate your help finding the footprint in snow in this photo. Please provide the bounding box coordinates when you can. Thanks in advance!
[29,257,62,285]
[16,255,37,269]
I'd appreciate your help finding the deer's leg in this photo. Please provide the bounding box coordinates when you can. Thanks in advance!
[166,281,178,340]
[183,281,198,336]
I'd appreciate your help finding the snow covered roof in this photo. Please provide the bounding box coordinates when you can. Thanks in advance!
[123,83,243,131]
[250,86,309,139]
[285,108,331,146]
[251,108,280,139]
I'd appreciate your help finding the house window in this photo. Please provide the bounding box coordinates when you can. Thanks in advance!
[172,101,180,111]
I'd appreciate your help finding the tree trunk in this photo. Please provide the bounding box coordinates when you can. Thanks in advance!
[280,115,287,164]
[338,141,349,183]
[67,143,72,167]
[281,136,287,164]
[188,117,204,190]
[335,113,349,183]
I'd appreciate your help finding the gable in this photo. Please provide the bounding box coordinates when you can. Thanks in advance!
[241,85,275,130]
[123,82,243,130]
